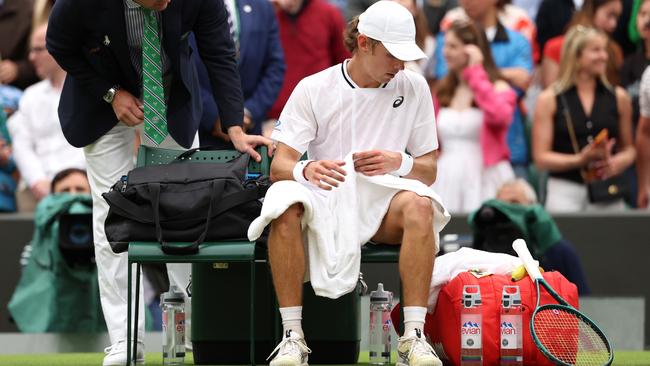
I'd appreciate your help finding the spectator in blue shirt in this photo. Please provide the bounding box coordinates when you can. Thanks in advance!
[433,0,533,179]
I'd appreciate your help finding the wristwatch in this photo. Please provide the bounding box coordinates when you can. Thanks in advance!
[103,85,120,104]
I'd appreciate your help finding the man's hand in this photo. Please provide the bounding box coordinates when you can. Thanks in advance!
[353,150,401,176]
[228,126,274,162]
[303,160,346,190]
[243,114,254,132]
[0,60,19,84]
[30,179,50,201]
[211,118,231,141]
[111,90,144,126]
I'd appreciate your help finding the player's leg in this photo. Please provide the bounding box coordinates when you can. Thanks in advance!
[371,191,441,366]
[267,203,310,366]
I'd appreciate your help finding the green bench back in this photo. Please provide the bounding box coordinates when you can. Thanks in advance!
[135,145,270,175]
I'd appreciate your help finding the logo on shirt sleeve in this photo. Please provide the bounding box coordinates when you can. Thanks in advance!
[393,96,404,108]
[274,120,282,131]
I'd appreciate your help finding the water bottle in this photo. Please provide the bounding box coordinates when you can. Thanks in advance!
[500,286,523,366]
[460,285,482,366]
[161,286,185,365]
[369,283,393,365]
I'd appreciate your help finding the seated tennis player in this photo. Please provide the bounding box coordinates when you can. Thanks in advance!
[257,2,450,365]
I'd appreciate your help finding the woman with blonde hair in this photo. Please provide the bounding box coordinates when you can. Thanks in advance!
[541,0,623,87]
[533,26,636,212]
[433,20,517,213]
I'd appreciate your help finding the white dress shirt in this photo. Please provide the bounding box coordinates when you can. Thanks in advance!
[8,79,86,186]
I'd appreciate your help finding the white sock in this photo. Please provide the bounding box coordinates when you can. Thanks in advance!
[403,306,427,336]
[279,306,303,338]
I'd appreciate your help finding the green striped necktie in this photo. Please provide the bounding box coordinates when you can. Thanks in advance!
[142,9,168,145]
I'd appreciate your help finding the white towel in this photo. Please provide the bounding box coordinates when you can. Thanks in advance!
[248,154,450,299]
[427,247,524,312]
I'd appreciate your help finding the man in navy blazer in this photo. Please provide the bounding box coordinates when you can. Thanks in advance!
[46,1,272,365]
[192,0,286,147]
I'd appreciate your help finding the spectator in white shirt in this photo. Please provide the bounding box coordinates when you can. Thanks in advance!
[8,23,85,211]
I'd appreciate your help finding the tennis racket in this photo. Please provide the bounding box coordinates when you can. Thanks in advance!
[512,239,613,366]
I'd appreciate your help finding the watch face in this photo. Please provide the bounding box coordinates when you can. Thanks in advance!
[104,89,115,103]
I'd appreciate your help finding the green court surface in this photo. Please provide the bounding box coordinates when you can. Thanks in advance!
[0,351,649,366]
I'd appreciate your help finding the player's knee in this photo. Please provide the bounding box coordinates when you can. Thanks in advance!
[270,203,304,236]
[402,195,433,229]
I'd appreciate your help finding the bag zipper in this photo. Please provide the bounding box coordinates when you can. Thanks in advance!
[120,175,128,192]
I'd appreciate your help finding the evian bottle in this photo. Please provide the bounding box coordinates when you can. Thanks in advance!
[460,285,482,366]
[500,286,523,365]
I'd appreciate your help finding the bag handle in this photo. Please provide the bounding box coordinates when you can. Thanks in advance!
[104,179,262,225]
[150,180,224,255]
[559,94,589,182]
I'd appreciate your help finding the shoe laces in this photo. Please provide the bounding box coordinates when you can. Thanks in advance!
[401,329,436,358]
[266,331,312,361]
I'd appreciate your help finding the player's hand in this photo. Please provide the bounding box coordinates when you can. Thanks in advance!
[30,179,50,200]
[111,90,144,126]
[353,150,401,176]
[228,126,274,162]
[0,60,19,84]
[303,160,346,190]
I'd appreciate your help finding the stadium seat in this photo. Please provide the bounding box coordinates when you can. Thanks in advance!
[125,145,269,366]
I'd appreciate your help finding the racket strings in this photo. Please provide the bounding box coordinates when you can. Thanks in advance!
[533,308,610,365]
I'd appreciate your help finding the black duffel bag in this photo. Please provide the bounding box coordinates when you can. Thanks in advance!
[102,150,269,255]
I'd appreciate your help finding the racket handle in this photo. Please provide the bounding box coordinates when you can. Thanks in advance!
[512,239,543,280]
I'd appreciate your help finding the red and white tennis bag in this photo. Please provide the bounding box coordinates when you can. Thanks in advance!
[392,271,579,366]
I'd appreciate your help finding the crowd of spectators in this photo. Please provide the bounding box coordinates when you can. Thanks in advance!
[1,0,650,217]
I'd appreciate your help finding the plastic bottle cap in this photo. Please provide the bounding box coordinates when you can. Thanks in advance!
[162,285,185,303]
[370,283,393,303]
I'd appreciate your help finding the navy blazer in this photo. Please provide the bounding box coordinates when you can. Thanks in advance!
[193,0,285,146]
[46,0,244,148]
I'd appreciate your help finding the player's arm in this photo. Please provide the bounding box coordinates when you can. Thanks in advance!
[270,143,346,191]
[353,150,437,186]
[403,151,436,185]
[270,143,303,182]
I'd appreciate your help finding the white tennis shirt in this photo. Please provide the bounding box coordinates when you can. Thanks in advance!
[272,59,438,161]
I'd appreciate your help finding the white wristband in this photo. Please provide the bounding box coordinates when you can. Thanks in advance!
[392,152,414,177]
[292,160,314,184]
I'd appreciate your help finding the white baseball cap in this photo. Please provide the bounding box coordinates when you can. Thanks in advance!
[357,1,427,61]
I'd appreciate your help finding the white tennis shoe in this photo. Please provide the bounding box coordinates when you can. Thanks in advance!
[267,330,311,366]
[397,329,442,366]
[102,340,145,366]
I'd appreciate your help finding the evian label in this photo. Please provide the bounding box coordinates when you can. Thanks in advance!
[500,314,521,350]
[460,313,482,349]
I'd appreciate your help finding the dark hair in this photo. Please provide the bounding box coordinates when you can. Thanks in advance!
[343,16,380,54]
[569,0,622,29]
[496,0,511,9]
[51,168,88,193]
[436,20,504,107]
